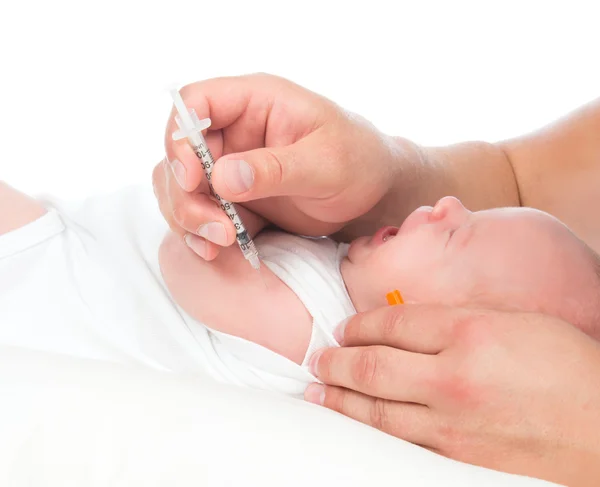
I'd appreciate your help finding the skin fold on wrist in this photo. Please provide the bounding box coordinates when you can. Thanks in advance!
[336,136,520,242]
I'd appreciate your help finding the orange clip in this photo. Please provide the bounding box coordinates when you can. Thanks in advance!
[386,290,404,306]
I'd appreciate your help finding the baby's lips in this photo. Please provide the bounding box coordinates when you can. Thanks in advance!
[371,226,399,245]
[398,206,433,236]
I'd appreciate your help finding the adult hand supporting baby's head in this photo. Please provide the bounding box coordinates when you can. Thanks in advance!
[153,73,419,259]
[306,304,600,486]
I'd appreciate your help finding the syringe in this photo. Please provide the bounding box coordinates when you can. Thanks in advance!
[170,89,261,270]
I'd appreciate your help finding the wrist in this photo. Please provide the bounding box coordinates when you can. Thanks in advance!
[334,135,429,241]
[373,138,521,227]
[380,135,430,224]
[335,136,520,241]
[415,140,521,211]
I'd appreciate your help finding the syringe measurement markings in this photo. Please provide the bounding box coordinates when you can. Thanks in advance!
[191,142,252,246]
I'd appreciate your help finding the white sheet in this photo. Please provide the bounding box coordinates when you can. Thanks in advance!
[0,346,559,486]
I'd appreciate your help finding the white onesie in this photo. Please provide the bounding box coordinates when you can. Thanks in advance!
[0,185,355,397]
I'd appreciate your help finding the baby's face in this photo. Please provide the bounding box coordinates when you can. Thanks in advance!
[341,197,599,335]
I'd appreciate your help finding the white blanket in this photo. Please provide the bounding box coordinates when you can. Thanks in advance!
[0,346,558,487]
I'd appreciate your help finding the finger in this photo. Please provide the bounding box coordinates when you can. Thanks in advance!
[305,384,436,446]
[153,158,178,231]
[311,346,438,405]
[166,128,225,193]
[338,304,466,353]
[165,161,237,247]
[211,131,343,203]
[182,234,220,262]
[164,74,275,193]
[242,196,343,237]
[172,193,236,243]
[178,75,263,130]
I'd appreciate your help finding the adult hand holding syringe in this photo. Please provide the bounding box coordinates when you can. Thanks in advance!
[154,73,406,261]
[170,89,261,270]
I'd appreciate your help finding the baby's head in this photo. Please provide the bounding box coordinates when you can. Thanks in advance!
[341,196,600,339]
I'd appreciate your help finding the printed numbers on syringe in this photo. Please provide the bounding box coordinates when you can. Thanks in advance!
[192,142,250,241]
[202,175,242,227]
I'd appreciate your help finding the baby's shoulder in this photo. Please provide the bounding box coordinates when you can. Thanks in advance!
[0,182,48,237]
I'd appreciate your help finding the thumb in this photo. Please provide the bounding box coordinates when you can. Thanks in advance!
[211,135,337,202]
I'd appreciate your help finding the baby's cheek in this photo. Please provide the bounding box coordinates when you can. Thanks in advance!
[365,253,410,301]
[389,259,457,306]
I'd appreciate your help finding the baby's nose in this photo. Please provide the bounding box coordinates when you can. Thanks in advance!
[431,196,468,222]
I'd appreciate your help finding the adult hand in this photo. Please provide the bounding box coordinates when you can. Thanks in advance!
[152,73,419,260]
[305,304,600,486]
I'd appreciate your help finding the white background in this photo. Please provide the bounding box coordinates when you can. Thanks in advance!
[1,0,598,199]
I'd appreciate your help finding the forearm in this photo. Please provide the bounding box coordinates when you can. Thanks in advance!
[350,98,600,253]
[399,138,520,216]
[340,138,519,239]
[499,98,600,253]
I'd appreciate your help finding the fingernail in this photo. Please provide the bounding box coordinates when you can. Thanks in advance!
[309,349,324,377]
[222,159,254,194]
[334,317,352,345]
[169,159,187,190]
[197,222,227,246]
[184,234,207,259]
[304,383,325,405]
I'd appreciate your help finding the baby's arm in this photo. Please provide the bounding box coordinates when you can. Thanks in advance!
[159,207,313,364]
[0,182,47,236]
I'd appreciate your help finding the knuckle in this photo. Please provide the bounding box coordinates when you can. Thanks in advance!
[437,365,480,408]
[351,348,380,388]
[369,397,391,432]
[249,71,271,80]
[342,315,364,344]
[152,161,165,192]
[380,306,406,341]
[262,148,285,187]
[171,205,185,227]
[323,387,345,413]
[171,201,199,232]
[449,309,480,340]
[316,349,334,381]
[450,309,495,349]
[442,368,468,399]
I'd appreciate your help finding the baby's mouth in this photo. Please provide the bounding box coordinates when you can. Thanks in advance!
[371,226,399,245]
[382,227,399,242]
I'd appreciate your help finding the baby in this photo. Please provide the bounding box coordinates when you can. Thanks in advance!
[160,194,600,368]
[2,182,599,398]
